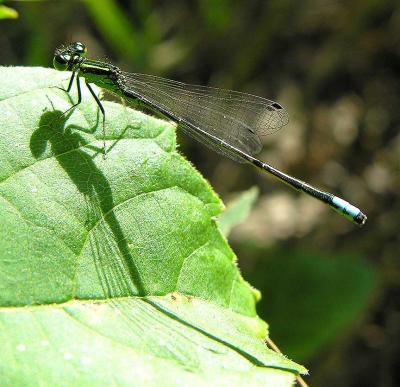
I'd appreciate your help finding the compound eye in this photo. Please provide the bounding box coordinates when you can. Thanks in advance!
[53,54,70,71]
[72,42,87,56]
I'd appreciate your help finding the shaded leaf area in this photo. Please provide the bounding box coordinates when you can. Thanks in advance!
[250,249,376,360]
[0,67,305,385]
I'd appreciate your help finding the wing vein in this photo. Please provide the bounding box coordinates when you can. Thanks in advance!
[119,72,289,160]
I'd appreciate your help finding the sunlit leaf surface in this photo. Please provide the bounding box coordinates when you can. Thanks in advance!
[0,67,305,386]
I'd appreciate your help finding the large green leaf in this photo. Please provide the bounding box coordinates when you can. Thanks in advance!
[0,67,305,386]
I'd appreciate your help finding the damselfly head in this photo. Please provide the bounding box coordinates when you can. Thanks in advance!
[53,42,87,71]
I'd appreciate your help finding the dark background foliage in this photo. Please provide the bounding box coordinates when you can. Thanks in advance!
[1,1,399,386]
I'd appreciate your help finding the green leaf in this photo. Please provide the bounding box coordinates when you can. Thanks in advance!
[0,5,18,20]
[0,67,305,385]
[251,249,376,360]
[218,187,259,236]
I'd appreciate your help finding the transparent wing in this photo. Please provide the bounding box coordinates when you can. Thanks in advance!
[121,72,289,162]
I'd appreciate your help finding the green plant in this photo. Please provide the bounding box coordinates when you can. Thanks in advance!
[0,1,18,20]
[0,67,305,386]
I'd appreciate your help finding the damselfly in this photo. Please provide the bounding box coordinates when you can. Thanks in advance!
[53,42,367,226]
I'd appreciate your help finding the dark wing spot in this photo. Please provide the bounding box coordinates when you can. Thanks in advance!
[271,102,283,109]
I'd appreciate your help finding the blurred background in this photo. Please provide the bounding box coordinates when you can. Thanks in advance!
[1,0,399,385]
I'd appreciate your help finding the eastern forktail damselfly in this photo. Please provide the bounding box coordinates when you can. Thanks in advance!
[53,42,367,226]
